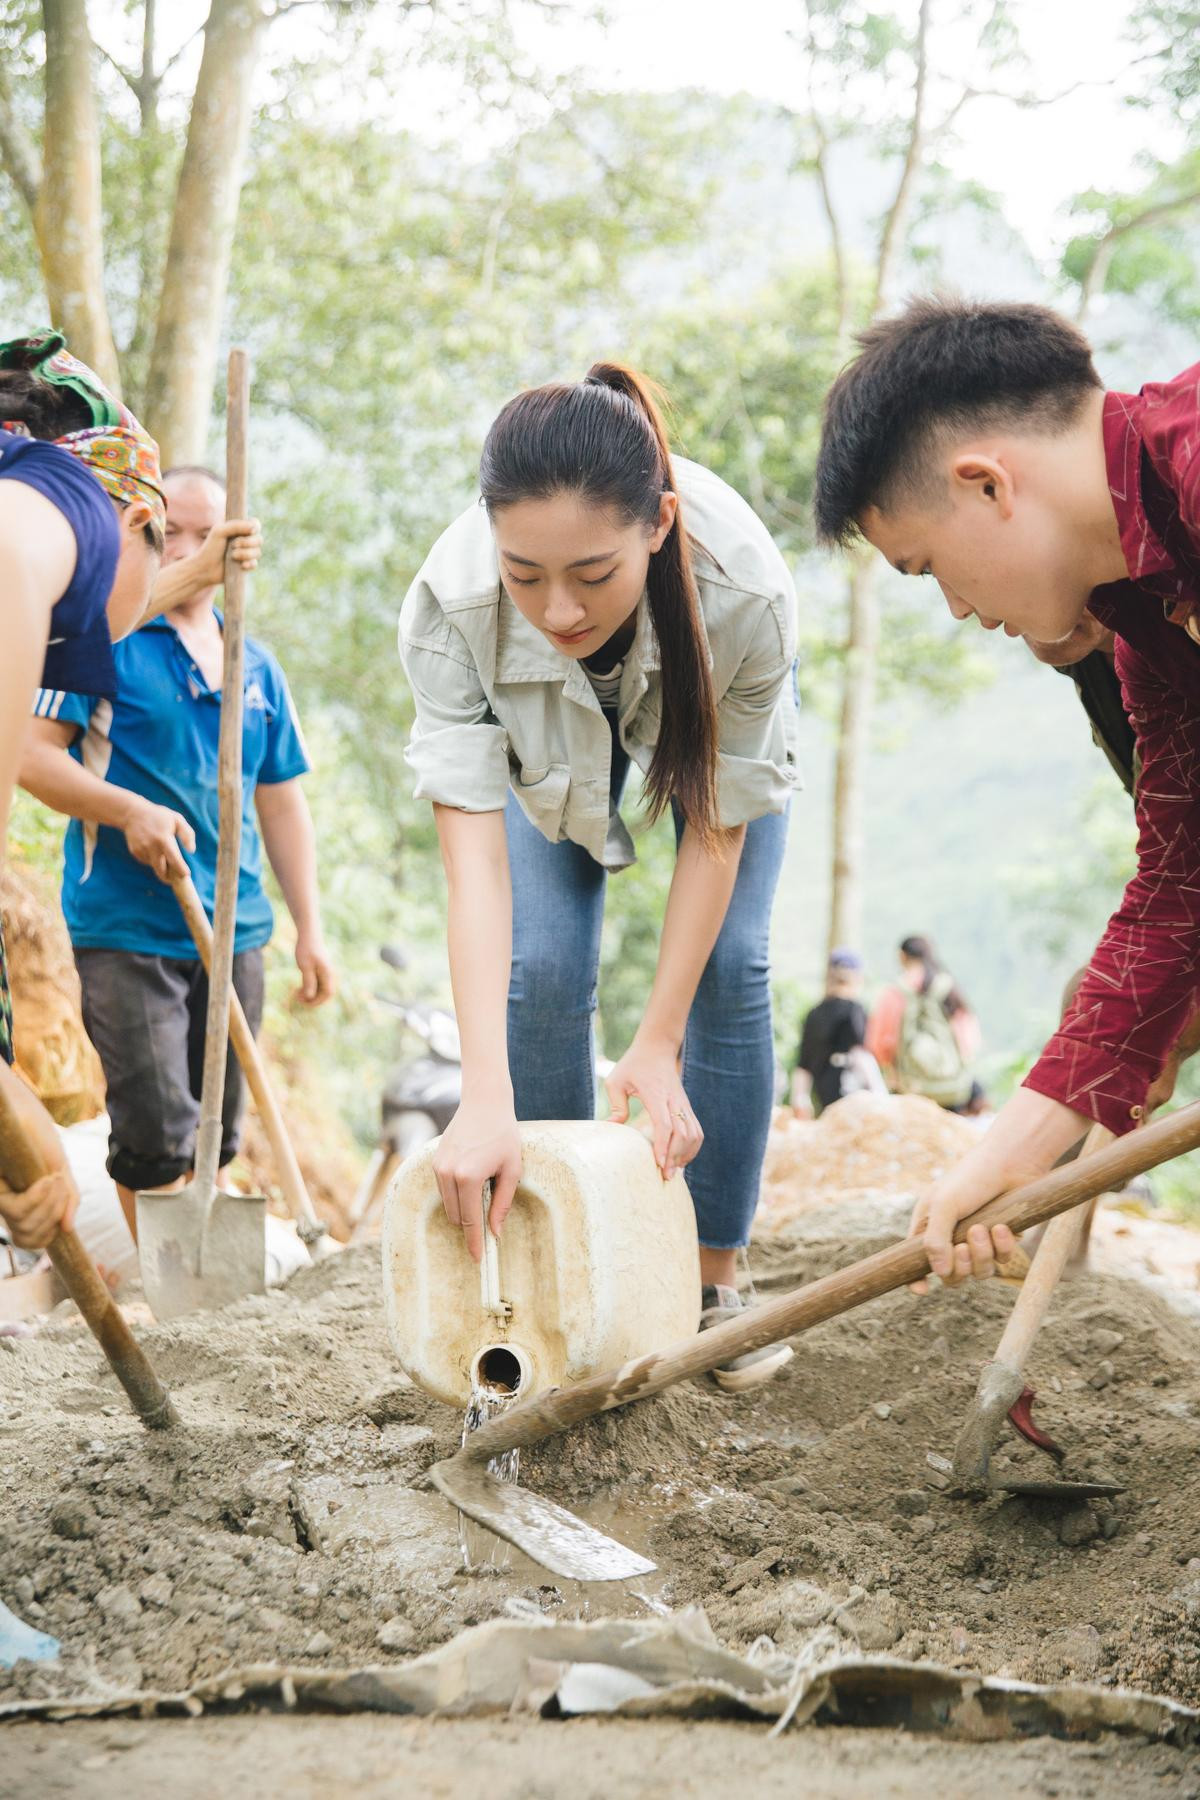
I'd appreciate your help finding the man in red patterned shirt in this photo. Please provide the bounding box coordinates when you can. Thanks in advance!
[814,296,1200,1285]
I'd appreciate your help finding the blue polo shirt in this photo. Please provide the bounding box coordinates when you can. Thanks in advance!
[34,614,310,958]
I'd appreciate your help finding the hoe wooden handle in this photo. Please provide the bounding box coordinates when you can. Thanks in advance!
[460,1100,1200,1463]
[171,873,328,1247]
[0,1085,179,1431]
[991,1122,1115,1373]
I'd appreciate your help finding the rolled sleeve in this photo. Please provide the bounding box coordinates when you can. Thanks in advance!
[400,585,510,813]
[714,598,800,827]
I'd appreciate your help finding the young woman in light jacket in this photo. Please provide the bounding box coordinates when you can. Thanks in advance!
[400,363,799,1389]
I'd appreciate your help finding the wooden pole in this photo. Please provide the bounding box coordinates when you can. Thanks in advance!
[0,1086,179,1430]
[456,1101,1200,1464]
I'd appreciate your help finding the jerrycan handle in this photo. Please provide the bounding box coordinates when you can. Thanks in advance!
[480,1180,511,1321]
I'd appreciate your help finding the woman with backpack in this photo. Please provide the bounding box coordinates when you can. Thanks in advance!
[867,935,986,1114]
[400,362,800,1390]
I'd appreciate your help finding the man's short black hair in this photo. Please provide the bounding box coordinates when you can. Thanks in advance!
[813,296,1102,546]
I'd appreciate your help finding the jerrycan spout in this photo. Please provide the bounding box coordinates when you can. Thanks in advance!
[471,1182,530,1396]
[471,1342,533,1397]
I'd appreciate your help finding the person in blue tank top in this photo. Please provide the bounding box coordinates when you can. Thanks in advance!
[0,332,167,860]
[21,466,336,1238]
[0,332,167,1255]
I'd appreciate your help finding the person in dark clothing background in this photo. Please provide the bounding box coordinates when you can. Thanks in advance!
[792,949,879,1117]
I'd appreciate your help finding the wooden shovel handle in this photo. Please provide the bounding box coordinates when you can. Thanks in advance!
[195,349,250,1195]
[171,873,327,1244]
[0,1085,179,1431]
[460,1099,1200,1463]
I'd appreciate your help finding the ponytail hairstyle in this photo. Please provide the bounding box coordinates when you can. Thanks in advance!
[479,361,721,845]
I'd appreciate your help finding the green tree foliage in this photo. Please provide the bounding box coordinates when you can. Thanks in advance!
[1128,2,1200,124]
[638,268,991,720]
[1062,3,1200,322]
[5,1,1200,1145]
[1064,148,1200,326]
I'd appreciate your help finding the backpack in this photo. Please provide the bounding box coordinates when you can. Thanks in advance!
[895,973,973,1109]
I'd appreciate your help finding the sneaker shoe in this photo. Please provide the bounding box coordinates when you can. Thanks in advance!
[699,1284,794,1393]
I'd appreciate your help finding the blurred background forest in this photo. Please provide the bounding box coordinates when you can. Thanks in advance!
[1,0,1198,1198]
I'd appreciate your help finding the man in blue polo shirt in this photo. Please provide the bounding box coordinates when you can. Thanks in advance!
[20,465,335,1235]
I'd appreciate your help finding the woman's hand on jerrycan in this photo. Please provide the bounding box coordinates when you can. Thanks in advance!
[606,1033,704,1182]
[432,1098,523,1264]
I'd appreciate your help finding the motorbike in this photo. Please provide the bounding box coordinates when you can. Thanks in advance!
[347,948,619,1239]
[347,946,462,1238]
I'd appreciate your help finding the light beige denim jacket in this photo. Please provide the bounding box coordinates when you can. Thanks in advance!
[398,458,801,869]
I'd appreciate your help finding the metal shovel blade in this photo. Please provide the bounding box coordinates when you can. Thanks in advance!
[430,1455,656,1582]
[137,1184,267,1321]
[996,1478,1125,1500]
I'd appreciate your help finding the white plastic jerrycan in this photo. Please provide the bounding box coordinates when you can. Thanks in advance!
[382,1119,701,1407]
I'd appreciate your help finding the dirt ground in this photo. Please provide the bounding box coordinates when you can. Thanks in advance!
[3,1089,1200,1790]
[7,1710,1199,1798]
[3,1195,1200,1701]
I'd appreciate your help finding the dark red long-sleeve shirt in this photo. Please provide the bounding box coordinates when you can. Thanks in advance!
[1024,365,1200,1135]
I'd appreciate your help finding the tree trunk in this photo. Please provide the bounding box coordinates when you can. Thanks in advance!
[125,0,166,410]
[872,0,930,314]
[822,0,930,959]
[36,0,121,393]
[144,0,266,464]
[826,553,879,961]
[0,57,42,214]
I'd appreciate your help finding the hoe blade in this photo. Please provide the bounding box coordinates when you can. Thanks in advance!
[997,1478,1125,1500]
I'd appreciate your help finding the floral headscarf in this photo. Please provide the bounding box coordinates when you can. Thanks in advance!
[0,329,165,542]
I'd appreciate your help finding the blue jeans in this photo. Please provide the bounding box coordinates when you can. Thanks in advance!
[505,725,788,1250]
